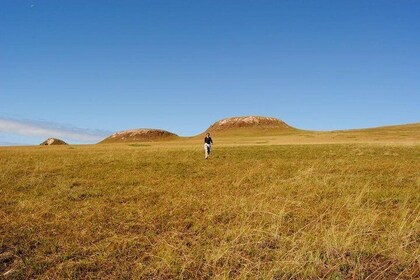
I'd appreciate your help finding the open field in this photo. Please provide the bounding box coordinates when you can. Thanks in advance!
[1,134,419,278]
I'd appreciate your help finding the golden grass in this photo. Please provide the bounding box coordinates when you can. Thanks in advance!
[0,140,419,279]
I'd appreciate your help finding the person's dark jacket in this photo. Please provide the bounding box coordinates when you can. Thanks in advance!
[204,136,213,145]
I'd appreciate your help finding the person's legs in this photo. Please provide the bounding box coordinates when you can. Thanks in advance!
[204,143,209,159]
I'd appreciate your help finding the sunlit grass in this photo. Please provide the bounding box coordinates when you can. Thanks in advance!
[0,143,419,279]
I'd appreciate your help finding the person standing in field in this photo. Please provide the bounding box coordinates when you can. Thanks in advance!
[204,133,213,159]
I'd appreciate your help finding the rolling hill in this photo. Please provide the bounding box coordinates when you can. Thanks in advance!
[95,117,419,146]
[99,129,179,144]
[40,138,68,146]
[203,116,297,137]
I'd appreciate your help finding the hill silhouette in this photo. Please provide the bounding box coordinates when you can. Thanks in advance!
[204,116,297,136]
[96,117,419,144]
[99,129,178,144]
[40,138,68,146]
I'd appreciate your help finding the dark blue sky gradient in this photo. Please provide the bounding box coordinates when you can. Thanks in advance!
[1,1,419,143]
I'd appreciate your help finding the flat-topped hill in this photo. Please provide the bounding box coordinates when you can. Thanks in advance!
[204,116,296,136]
[40,138,68,146]
[99,129,178,143]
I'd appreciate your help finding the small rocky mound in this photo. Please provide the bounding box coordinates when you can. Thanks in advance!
[99,129,178,143]
[207,116,293,132]
[40,138,68,145]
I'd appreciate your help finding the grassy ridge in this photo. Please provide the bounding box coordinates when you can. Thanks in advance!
[0,144,419,279]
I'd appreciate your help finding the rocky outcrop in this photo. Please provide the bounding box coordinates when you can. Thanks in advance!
[40,138,68,145]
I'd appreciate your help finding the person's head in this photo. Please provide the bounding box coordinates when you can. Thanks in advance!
[206,133,210,137]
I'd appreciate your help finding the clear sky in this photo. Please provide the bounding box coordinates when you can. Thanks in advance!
[1,1,419,145]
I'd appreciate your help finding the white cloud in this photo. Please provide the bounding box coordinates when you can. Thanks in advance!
[0,118,111,144]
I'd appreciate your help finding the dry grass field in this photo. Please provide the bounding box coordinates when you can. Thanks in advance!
[1,126,419,279]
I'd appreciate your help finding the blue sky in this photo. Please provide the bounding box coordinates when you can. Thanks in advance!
[1,1,419,145]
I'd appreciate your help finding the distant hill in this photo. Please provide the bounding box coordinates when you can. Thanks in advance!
[204,116,296,136]
[323,122,420,142]
[96,117,419,145]
[340,122,420,133]
[99,129,178,143]
[40,138,68,146]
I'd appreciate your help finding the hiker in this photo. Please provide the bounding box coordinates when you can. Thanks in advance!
[204,133,213,159]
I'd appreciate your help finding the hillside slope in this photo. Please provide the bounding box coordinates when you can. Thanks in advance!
[203,116,297,137]
[99,129,178,144]
[40,138,68,146]
[96,118,419,145]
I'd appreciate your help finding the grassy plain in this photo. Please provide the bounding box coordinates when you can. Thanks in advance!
[1,126,419,279]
